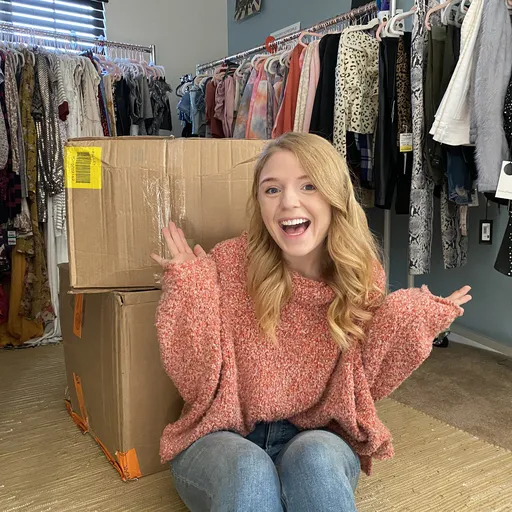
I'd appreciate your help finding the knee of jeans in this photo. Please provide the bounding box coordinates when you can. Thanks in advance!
[280,431,361,481]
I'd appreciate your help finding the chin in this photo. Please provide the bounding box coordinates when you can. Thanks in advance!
[273,230,321,258]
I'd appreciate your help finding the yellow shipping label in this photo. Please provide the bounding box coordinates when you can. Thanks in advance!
[65,147,102,189]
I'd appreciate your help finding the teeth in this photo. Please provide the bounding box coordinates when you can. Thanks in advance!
[280,218,309,226]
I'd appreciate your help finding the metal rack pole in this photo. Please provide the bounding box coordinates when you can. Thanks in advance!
[0,21,154,56]
[197,2,377,73]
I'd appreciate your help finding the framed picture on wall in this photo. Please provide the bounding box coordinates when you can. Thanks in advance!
[235,0,262,21]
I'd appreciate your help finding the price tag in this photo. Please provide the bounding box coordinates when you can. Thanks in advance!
[7,230,16,246]
[496,161,512,200]
[399,133,413,152]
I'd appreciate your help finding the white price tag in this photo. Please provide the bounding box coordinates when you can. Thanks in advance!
[399,133,413,152]
[496,161,512,200]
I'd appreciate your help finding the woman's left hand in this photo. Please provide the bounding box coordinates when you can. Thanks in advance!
[445,286,472,308]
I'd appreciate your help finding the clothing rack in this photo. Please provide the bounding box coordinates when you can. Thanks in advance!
[0,22,156,62]
[196,1,402,289]
[196,1,377,73]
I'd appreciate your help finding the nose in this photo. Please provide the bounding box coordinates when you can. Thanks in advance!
[280,187,301,210]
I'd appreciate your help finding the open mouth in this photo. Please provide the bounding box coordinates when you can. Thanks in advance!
[279,218,311,236]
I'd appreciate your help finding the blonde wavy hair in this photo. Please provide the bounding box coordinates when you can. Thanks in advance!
[247,132,384,351]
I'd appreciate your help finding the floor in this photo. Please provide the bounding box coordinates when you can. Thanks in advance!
[0,342,511,512]
[391,341,512,452]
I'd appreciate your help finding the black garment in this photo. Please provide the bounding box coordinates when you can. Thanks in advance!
[424,26,458,186]
[495,208,512,277]
[309,34,341,142]
[374,36,413,213]
[503,69,512,151]
[114,78,131,136]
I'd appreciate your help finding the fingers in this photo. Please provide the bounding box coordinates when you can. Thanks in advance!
[447,286,471,302]
[457,294,472,306]
[162,225,178,258]
[194,245,206,258]
[150,253,168,267]
[169,222,186,254]
[178,228,193,254]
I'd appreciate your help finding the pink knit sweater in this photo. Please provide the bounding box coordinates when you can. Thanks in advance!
[157,234,462,475]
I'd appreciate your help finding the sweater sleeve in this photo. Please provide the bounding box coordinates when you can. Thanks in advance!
[361,284,463,401]
[156,256,222,405]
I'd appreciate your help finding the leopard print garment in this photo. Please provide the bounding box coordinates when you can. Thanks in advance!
[333,29,379,158]
[396,36,412,145]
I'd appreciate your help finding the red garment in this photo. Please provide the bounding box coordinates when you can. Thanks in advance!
[157,234,462,475]
[273,45,305,138]
[205,80,225,138]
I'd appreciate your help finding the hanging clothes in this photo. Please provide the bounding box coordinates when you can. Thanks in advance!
[472,0,512,192]
[273,44,305,138]
[373,35,412,214]
[247,64,269,139]
[206,79,225,138]
[333,29,379,159]
[294,41,316,132]
[303,41,321,133]
[309,34,341,141]
[429,0,484,146]
[408,0,436,276]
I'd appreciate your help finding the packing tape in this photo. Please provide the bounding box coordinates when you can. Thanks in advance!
[73,373,89,429]
[116,449,142,480]
[73,294,84,338]
[65,399,142,481]
[65,400,89,433]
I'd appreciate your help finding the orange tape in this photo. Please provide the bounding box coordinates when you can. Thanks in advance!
[95,436,125,480]
[116,449,142,480]
[65,399,89,433]
[73,294,84,338]
[73,373,89,429]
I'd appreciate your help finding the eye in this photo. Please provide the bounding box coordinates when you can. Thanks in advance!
[302,183,316,192]
[265,187,280,195]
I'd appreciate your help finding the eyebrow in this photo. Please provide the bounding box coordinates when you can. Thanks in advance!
[259,175,309,186]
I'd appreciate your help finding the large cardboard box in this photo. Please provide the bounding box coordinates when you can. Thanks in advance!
[60,265,183,480]
[65,137,265,290]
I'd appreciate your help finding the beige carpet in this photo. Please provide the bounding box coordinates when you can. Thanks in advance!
[391,342,512,452]
[1,345,512,512]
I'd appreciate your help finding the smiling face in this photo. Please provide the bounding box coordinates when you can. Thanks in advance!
[258,150,332,272]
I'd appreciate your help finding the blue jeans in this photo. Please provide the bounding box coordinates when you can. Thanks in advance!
[170,420,360,512]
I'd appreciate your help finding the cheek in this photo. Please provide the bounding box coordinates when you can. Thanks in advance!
[258,198,276,226]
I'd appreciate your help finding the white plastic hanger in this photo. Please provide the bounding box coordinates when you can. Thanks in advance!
[342,17,380,49]
[386,5,417,36]
[440,0,461,26]
[425,0,455,30]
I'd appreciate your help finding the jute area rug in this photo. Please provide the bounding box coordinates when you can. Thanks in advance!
[1,345,511,512]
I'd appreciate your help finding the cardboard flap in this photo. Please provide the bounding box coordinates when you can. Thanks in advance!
[115,290,162,307]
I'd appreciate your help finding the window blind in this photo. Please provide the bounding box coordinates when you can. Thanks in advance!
[0,0,106,41]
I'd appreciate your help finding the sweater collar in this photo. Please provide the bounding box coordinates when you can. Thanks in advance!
[290,271,335,306]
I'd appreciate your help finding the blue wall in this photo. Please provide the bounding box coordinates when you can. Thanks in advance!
[229,0,351,53]
[227,1,512,347]
[370,203,512,346]
[228,0,413,53]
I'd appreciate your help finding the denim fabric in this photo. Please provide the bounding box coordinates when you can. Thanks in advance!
[170,420,360,512]
[190,86,206,136]
[445,145,475,205]
[177,91,192,124]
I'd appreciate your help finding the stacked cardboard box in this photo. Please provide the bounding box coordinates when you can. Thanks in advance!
[61,137,265,480]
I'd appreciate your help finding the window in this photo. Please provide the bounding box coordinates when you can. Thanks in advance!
[0,0,106,45]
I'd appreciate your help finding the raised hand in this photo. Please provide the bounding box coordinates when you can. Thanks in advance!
[151,222,206,268]
[445,286,472,309]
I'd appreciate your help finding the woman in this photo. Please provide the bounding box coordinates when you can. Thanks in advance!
[152,133,471,512]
